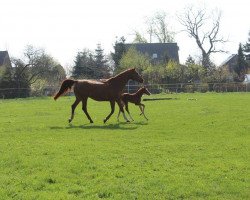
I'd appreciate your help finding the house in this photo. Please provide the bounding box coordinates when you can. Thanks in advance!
[124,43,179,63]
[220,54,238,72]
[244,74,250,83]
[0,51,12,69]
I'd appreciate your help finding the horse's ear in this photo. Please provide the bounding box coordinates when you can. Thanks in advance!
[132,68,135,71]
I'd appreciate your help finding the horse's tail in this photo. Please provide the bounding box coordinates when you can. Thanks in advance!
[54,79,76,100]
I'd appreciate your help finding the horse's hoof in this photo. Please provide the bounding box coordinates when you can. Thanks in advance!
[103,119,106,123]
[90,120,94,123]
[68,119,72,123]
[126,120,130,123]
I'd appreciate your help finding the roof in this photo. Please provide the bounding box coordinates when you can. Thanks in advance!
[0,51,11,68]
[124,43,179,62]
[220,54,238,67]
[0,51,9,66]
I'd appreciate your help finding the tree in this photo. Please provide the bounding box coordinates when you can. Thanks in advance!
[0,45,66,98]
[132,31,148,43]
[150,11,175,43]
[11,59,30,97]
[145,17,154,43]
[51,64,66,84]
[212,67,235,83]
[143,11,175,43]
[34,54,66,84]
[165,61,187,83]
[17,45,65,85]
[243,31,250,66]
[143,64,166,84]
[119,47,151,75]
[20,45,45,84]
[234,43,247,80]
[14,46,65,84]
[178,5,227,69]
[0,64,13,98]
[117,46,170,84]
[111,36,127,74]
[185,58,205,83]
[243,31,250,53]
[94,43,110,78]
[72,52,85,78]
[11,45,66,97]
[71,49,95,79]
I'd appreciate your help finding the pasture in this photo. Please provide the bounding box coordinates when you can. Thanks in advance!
[0,93,249,199]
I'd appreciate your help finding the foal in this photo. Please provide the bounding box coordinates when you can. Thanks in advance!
[117,86,151,121]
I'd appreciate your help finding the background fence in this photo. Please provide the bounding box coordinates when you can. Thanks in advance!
[1,82,250,99]
[125,82,250,93]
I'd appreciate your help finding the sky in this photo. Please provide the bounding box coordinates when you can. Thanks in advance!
[0,0,249,68]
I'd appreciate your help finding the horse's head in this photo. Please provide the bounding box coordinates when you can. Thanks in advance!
[142,86,151,95]
[128,68,144,83]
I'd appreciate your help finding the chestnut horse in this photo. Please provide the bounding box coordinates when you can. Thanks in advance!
[117,86,151,121]
[54,68,143,123]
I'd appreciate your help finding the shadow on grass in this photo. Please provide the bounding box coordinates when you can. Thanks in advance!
[132,121,149,125]
[50,121,145,130]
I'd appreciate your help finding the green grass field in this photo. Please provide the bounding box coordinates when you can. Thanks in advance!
[0,93,249,199]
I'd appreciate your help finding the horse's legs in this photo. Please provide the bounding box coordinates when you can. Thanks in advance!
[125,103,134,121]
[69,98,80,123]
[139,105,143,115]
[117,109,121,122]
[82,98,94,123]
[117,100,130,122]
[117,100,125,122]
[137,103,148,120]
[104,101,115,123]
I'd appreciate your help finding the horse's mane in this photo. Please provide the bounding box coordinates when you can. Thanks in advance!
[130,87,145,95]
[106,68,133,83]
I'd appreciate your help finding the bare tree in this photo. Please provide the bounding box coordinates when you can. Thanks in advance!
[151,11,175,43]
[143,11,175,43]
[12,45,66,86]
[145,17,154,43]
[132,31,148,43]
[178,6,227,69]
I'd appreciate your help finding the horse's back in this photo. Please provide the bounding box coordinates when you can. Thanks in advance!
[78,79,105,85]
[74,80,114,101]
[75,80,106,92]
[122,93,140,104]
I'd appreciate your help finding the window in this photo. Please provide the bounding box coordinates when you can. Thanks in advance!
[152,53,158,59]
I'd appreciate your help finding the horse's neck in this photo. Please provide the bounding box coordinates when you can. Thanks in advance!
[136,89,144,97]
[108,72,129,88]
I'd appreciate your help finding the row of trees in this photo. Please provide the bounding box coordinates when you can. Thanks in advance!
[71,44,110,79]
[112,45,232,85]
[1,30,249,99]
